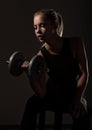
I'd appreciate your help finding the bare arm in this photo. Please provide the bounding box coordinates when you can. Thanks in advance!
[29,51,48,97]
[76,38,89,99]
[70,38,89,118]
[21,51,47,97]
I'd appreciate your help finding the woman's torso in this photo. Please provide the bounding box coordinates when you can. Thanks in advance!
[40,37,80,101]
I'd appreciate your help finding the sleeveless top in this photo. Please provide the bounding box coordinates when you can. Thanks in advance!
[40,38,80,102]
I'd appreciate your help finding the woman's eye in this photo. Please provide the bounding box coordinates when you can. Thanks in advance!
[40,24,45,27]
[33,23,46,30]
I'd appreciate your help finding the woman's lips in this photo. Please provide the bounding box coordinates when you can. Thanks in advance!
[37,35,43,40]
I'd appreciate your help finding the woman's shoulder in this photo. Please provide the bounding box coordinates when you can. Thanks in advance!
[62,36,83,47]
[62,36,82,43]
[62,37,84,58]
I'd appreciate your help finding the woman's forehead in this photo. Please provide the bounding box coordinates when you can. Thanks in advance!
[34,13,46,20]
[34,14,51,24]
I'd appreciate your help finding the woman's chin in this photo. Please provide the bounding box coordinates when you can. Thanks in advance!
[39,39,45,43]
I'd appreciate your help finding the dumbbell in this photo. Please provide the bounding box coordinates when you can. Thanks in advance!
[6,51,26,76]
[6,51,47,78]
[7,51,48,97]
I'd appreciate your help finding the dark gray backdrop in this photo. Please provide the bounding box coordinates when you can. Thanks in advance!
[0,0,92,125]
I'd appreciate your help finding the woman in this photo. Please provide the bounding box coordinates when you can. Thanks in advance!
[20,9,89,130]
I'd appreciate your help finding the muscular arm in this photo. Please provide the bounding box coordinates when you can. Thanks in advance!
[76,38,89,100]
[70,38,89,117]
[29,51,48,97]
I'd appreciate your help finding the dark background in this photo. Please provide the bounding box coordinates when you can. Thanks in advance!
[0,0,92,125]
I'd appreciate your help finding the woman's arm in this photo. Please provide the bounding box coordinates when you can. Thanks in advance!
[70,38,89,118]
[29,51,48,97]
[76,38,89,100]
[21,51,47,97]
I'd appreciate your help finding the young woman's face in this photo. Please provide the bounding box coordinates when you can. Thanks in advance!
[33,13,55,43]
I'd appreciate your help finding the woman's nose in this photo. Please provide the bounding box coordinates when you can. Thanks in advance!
[36,26,41,33]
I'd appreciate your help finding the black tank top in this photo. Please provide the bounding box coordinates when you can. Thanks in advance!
[40,38,80,100]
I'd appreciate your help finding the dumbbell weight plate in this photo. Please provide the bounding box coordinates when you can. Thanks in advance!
[28,55,47,80]
[8,51,26,76]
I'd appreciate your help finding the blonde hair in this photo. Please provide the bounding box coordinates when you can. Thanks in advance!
[34,9,64,37]
[56,12,64,37]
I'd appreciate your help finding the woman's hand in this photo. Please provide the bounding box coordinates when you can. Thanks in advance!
[21,60,30,74]
[21,60,30,68]
[70,96,87,118]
